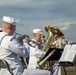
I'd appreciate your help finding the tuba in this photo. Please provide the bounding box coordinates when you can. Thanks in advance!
[42,25,63,51]
[38,25,63,70]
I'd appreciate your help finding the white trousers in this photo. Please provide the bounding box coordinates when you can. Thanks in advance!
[0,68,11,75]
[0,68,52,75]
[22,69,52,75]
[51,62,61,75]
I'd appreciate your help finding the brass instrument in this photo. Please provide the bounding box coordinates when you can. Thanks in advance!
[42,25,63,51]
[38,25,63,70]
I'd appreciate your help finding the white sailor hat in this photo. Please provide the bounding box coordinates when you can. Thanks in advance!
[2,16,18,26]
[33,29,42,34]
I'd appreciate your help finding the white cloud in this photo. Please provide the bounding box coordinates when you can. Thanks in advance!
[60,25,70,31]
[57,22,76,31]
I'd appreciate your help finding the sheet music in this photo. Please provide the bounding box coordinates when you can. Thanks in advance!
[59,44,76,63]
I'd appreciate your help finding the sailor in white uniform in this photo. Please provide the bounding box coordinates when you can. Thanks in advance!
[0,16,29,75]
[0,16,52,75]
[28,29,45,69]
[57,34,67,49]
[27,29,52,75]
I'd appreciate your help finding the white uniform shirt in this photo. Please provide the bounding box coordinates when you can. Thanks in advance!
[0,32,29,75]
[28,39,45,69]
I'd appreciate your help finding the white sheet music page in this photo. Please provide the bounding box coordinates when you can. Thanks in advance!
[59,44,76,63]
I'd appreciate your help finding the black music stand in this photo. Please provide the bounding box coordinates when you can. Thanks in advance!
[42,47,63,61]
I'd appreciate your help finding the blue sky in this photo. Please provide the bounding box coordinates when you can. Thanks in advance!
[0,0,76,42]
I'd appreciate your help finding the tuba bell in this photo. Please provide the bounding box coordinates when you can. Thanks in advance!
[38,25,63,70]
[42,25,63,51]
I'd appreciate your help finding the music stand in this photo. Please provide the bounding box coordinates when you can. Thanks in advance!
[42,47,63,61]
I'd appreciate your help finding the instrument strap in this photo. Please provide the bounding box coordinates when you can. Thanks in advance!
[0,34,8,45]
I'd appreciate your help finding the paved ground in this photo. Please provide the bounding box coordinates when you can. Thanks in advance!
[61,66,76,75]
